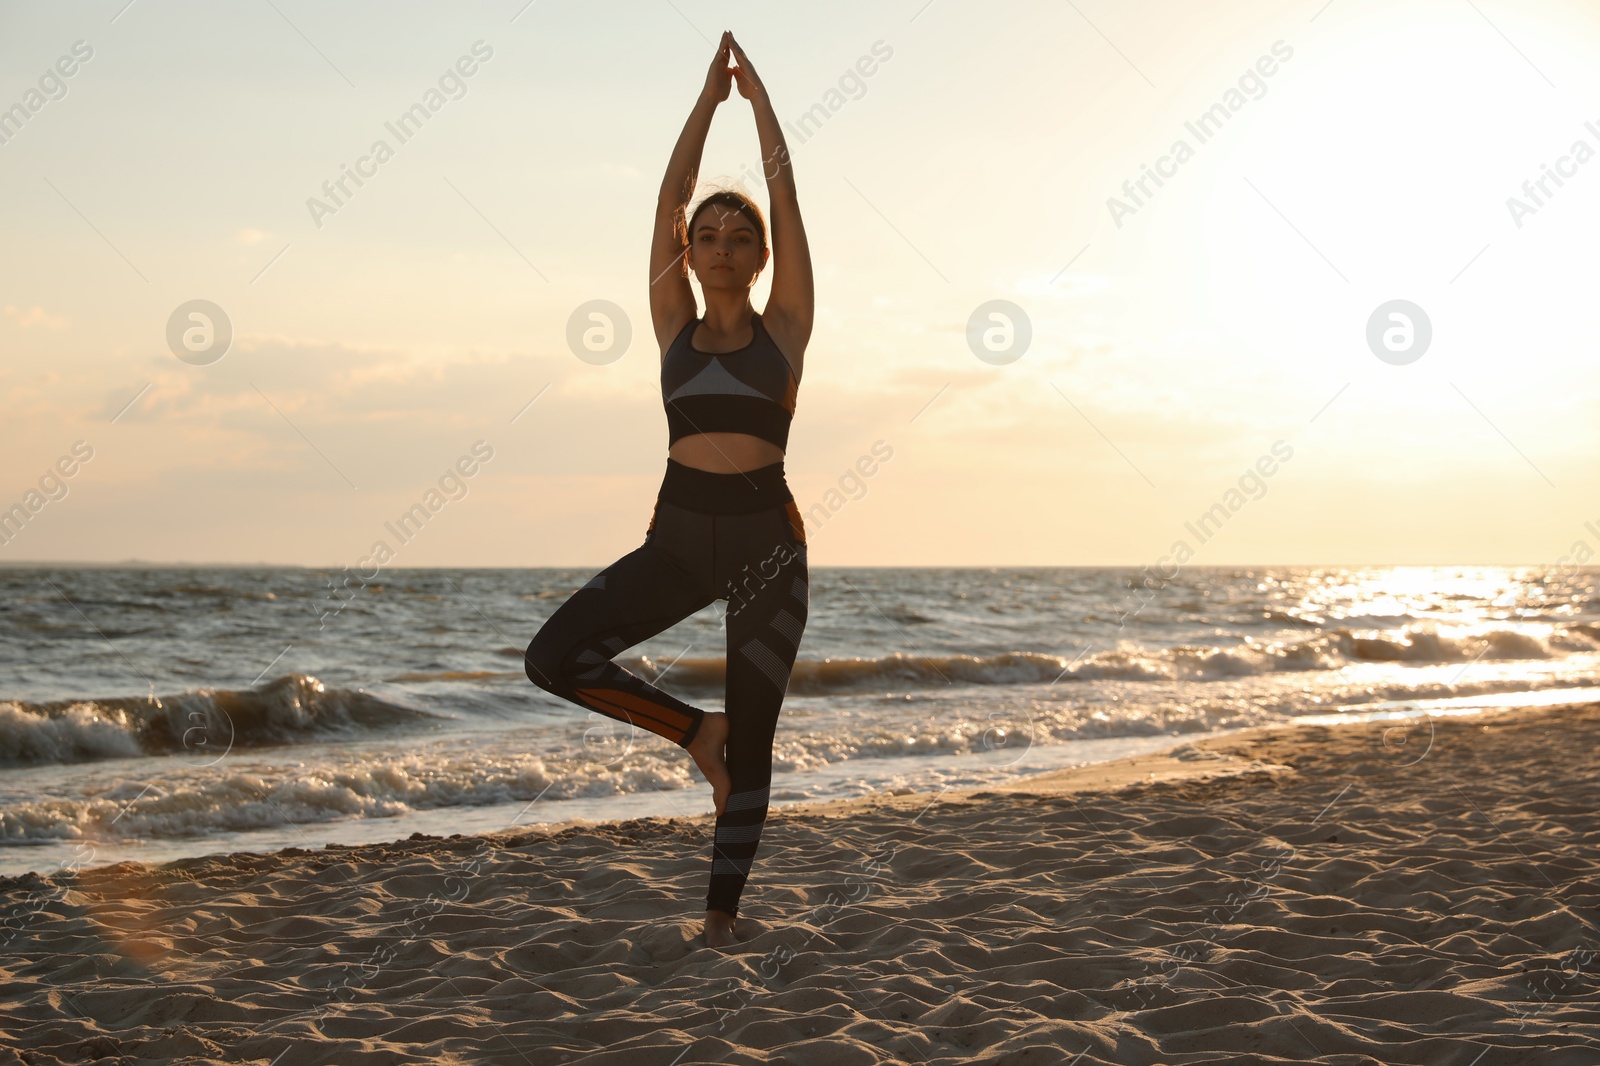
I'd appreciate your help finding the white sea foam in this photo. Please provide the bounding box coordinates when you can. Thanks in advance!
[6,668,1596,844]
[637,623,1598,697]
[0,674,437,768]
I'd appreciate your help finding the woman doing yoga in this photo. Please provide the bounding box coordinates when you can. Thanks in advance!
[524,32,813,950]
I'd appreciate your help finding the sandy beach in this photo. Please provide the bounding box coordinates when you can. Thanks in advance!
[3,702,1597,1065]
[7,1,1600,1062]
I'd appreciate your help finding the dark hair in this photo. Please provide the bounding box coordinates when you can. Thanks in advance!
[686,188,768,262]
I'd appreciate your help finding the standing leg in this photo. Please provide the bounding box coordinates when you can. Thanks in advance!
[707,508,809,918]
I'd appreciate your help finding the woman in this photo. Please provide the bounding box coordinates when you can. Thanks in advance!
[524,31,813,950]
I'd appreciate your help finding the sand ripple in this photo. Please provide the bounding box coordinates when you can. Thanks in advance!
[1,705,1597,1064]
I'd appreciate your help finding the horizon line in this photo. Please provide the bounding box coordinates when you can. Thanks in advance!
[0,560,1591,571]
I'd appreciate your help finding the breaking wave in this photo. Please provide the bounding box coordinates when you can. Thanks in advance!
[622,624,1600,696]
[0,674,438,768]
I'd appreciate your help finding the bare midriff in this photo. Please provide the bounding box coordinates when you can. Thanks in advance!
[669,433,785,473]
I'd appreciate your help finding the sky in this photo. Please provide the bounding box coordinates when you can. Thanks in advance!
[2,0,1599,567]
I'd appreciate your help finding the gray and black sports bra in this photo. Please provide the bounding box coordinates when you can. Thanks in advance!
[660,312,798,451]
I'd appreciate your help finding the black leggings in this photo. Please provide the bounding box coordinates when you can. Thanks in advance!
[524,458,809,916]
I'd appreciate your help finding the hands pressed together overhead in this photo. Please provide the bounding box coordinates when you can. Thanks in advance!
[703,30,767,105]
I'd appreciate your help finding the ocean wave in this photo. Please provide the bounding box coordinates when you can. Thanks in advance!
[1313,676,1598,709]
[1262,609,1327,628]
[0,704,1209,842]
[638,650,1086,696]
[4,673,1594,844]
[387,670,521,683]
[618,623,1600,696]
[0,674,437,768]
[0,753,647,843]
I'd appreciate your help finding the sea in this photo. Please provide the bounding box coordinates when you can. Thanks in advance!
[3,565,1598,878]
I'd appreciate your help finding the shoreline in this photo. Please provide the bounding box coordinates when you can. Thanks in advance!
[0,721,1246,879]
[509,695,1590,841]
[0,692,1590,879]
[3,700,1597,1064]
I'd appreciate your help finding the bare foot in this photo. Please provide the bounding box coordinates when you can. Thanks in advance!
[686,711,731,816]
[703,908,738,948]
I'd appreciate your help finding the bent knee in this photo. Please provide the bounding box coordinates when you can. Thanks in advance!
[523,634,566,692]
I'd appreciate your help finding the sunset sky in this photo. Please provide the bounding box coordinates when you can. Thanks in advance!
[3,0,1599,567]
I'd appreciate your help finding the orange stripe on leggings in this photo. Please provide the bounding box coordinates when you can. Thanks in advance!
[574,686,693,743]
[784,499,807,547]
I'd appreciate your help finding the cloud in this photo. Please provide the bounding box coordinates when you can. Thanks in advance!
[3,304,68,330]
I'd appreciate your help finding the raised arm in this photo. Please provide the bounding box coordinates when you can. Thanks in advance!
[650,34,733,353]
[730,35,813,374]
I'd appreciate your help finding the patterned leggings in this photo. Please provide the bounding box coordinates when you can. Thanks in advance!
[524,458,809,916]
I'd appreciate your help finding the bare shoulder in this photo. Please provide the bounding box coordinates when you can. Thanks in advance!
[760,305,810,381]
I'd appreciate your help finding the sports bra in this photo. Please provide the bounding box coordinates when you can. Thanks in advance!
[660,312,798,451]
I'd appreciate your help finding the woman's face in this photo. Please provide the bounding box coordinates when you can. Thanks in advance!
[689,205,766,289]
